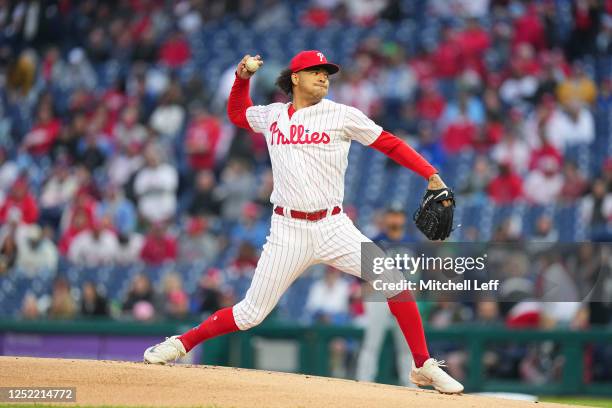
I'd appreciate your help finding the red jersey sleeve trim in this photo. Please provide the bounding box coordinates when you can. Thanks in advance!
[288,103,296,119]
[370,130,438,179]
[227,73,254,130]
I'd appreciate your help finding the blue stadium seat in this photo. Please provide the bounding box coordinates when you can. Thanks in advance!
[555,204,581,242]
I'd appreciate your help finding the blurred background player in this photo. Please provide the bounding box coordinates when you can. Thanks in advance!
[356,205,416,387]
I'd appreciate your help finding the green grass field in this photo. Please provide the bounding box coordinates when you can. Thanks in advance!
[540,397,612,407]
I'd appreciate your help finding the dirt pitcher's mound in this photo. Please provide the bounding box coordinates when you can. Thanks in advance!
[1,356,578,408]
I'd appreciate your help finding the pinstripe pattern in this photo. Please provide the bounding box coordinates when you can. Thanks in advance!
[233,99,395,330]
[232,213,403,330]
[233,214,314,329]
[246,102,284,133]
[245,99,381,211]
[316,213,404,298]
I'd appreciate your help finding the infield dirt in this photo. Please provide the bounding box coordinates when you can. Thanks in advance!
[0,356,582,407]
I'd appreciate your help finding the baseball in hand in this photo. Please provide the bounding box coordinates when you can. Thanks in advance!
[245,57,260,73]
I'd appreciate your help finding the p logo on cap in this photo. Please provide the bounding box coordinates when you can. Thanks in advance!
[289,50,340,75]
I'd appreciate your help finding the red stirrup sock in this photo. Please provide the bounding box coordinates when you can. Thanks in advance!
[387,291,430,368]
[178,307,240,352]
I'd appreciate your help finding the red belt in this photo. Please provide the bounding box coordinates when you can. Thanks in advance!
[274,206,341,222]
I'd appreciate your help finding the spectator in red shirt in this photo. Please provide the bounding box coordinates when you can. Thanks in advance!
[0,177,39,224]
[158,31,191,68]
[512,3,547,51]
[302,6,331,28]
[409,48,435,83]
[529,126,563,170]
[101,79,128,124]
[21,102,61,156]
[488,163,523,204]
[513,43,542,76]
[140,222,178,265]
[416,81,446,121]
[185,105,223,172]
[58,208,91,255]
[458,18,491,57]
[441,101,478,154]
[456,18,491,75]
[441,120,478,153]
[432,26,462,79]
[473,120,504,151]
[60,188,97,234]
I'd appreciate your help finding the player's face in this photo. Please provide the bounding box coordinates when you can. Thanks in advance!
[294,67,329,100]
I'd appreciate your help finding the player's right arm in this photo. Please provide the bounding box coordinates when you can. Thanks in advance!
[344,105,452,205]
[227,55,263,130]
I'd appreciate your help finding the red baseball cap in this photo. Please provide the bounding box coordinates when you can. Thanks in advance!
[289,50,340,75]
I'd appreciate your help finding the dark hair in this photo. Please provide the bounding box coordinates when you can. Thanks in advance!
[275,68,293,96]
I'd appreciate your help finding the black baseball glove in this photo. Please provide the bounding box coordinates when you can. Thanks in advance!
[413,187,455,241]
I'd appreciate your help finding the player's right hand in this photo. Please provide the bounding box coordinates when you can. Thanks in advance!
[236,54,263,80]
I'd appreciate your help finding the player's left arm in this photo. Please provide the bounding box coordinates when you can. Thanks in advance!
[370,131,452,206]
[370,130,436,179]
[344,105,451,198]
[370,130,447,190]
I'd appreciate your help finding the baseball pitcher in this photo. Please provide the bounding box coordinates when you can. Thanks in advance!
[144,50,461,394]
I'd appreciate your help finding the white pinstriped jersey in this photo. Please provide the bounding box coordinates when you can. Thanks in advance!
[245,99,382,211]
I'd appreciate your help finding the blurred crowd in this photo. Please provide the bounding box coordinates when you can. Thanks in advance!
[301,207,612,382]
[1,0,611,385]
[0,0,609,300]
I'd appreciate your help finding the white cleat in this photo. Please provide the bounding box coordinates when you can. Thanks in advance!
[143,335,187,365]
[410,358,464,394]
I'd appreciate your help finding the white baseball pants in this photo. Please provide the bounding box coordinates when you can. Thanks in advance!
[232,211,401,330]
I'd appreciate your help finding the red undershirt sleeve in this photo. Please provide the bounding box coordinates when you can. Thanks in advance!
[370,130,438,180]
[227,73,254,130]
